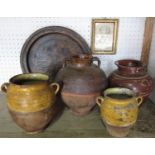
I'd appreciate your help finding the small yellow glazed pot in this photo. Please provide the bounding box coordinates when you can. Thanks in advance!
[96,87,143,137]
[1,73,60,134]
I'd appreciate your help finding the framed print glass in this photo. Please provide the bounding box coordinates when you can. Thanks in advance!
[91,18,119,54]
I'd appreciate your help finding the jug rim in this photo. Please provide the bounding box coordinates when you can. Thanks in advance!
[115,59,146,68]
[103,87,136,101]
[9,73,49,86]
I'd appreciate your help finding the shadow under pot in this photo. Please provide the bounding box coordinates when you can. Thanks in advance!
[56,54,108,116]
[96,87,143,137]
[109,59,153,102]
[1,73,60,134]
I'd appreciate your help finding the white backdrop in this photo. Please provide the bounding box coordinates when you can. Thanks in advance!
[0,17,146,85]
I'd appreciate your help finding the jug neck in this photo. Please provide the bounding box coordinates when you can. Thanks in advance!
[115,59,146,76]
[71,54,92,68]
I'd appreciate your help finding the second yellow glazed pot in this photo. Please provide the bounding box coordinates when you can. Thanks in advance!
[1,73,60,134]
[96,87,143,137]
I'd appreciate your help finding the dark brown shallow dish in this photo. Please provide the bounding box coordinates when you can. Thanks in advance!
[20,26,91,81]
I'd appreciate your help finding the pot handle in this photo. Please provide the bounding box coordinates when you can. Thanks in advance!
[62,59,70,68]
[92,57,101,68]
[1,83,9,93]
[50,83,60,95]
[136,96,143,106]
[141,79,150,87]
[96,96,104,107]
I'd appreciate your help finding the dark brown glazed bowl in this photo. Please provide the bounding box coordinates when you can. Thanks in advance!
[109,59,153,102]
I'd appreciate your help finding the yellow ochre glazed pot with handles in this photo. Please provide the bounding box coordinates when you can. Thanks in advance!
[1,73,60,134]
[96,87,143,137]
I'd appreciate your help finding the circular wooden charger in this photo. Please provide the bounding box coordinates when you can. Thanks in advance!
[20,26,91,80]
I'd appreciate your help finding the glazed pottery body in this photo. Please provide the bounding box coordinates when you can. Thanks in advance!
[109,59,153,101]
[96,88,143,137]
[56,54,107,116]
[1,73,59,133]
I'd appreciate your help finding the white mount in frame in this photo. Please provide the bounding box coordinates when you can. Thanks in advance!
[91,18,119,54]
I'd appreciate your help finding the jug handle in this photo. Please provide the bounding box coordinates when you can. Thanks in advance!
[141,79,150,87]
[62,59,70,68]
[50,83,60,95]
[92,57,101,68]
[136,96,143,106]
[1,83,9,93]
[96,96,104,107]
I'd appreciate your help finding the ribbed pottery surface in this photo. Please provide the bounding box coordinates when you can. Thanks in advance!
[6,83,55,113]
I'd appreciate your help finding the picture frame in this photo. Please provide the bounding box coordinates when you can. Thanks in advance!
[91,18,119,54]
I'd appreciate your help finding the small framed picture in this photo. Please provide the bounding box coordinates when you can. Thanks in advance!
[91,18,119,54]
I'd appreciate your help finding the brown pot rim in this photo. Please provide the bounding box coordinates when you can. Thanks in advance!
[115,59,146,69]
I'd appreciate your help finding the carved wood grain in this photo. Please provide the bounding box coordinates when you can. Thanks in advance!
[141,17,155,67]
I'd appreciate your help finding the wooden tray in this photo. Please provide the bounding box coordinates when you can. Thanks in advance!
[20,26,91,80]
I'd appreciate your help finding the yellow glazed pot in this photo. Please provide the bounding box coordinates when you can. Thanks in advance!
[96,87,143,137]
[1,73,60,134]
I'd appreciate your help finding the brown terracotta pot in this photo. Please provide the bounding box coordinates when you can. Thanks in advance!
[96,87,143,137]
[56,54,108,116]
[1,73,60,134]
[109,59,153,101]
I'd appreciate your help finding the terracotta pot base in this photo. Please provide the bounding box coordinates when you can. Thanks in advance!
[62,92,99,116]
[9,105,54,133]
[70,109,90,116]
[25,129,43,135]
[105,123,131,138]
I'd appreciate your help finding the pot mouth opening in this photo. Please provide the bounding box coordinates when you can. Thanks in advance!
[115,59,145,68]
[104,87,135,100]
[10,73,49,85]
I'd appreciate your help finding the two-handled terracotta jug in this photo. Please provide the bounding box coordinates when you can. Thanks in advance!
[96,87,143,137]
[56,54,107,116]
[1,73,60,134]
